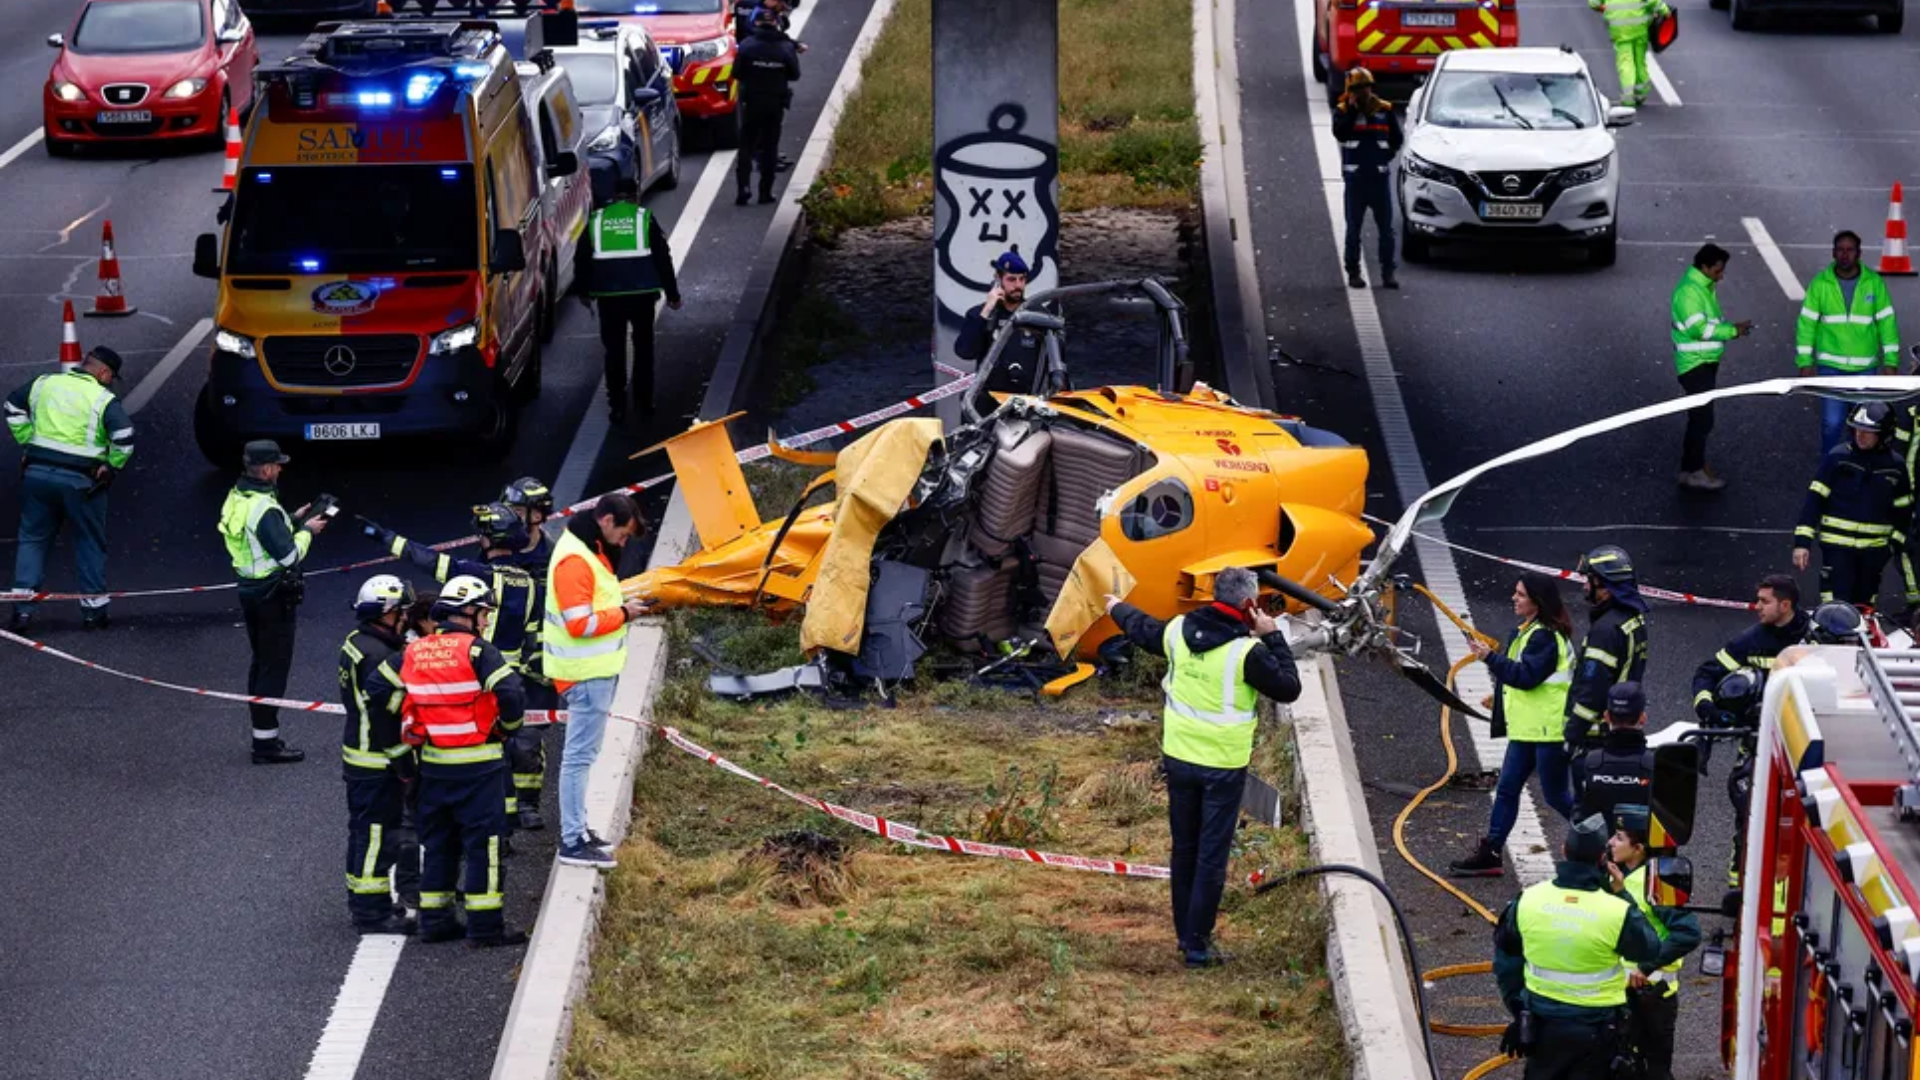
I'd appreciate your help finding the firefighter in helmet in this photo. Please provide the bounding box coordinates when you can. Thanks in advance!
[1564,546,1651,761]
[1792,402,1914,607]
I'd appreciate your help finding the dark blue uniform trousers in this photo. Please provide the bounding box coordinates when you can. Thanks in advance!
[344,766,408,926]
[418,761,509,941]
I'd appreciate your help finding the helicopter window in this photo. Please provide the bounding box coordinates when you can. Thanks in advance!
[1120,479,1194,541]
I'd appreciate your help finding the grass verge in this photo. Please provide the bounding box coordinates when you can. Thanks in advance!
[803,0,1203,238]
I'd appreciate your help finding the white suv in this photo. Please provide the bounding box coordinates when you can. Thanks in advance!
[1397,47,1635,267]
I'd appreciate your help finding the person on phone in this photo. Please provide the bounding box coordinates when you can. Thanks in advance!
[544,492,651,870]
[955,246,1058,413]
[1607,805,1700,1080]
[1103,567,1301,968]
[1331,68,1400,290]
[1670,243,1753,490]
[218,440,327,765]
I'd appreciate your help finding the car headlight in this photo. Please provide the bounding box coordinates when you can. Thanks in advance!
[1401,153,1458,185]
[429,322,480,356]
[1558,156,1612,187]
[214,328,256,359]
[588,126,620,153]
[683,35,731,63]
[164,78,208,99]
[51,81,85,103]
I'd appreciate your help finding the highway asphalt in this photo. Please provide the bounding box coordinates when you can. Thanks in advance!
[0,1,876,1077]
[1241,0,1920,1076]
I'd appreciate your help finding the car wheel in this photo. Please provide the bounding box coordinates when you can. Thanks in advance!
[1401,221,1431,265]
[1311,42,1328,82]
[208,91,231,152]
[1326,65,1346,106]
[1730,0,1756,30]
[711,110,740,150]
[193,384,243,467]
[476,388,519,461]
[1589,228,1618,268]
[44,134,75,158]
[1708,0,1728,10]
[1883,3,1904,31]
[656,123,682,191]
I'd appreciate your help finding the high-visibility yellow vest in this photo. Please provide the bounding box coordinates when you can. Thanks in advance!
[1796,264,1900,373]
[1160,616,1260,769]
[543,529,627,682]
[1623,865,1683,997]
[1504,622,1572,743]
[1515,880,1632,1009]
[218,486,309,581]
[21,370,130,468]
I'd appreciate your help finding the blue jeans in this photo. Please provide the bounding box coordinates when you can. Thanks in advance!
[13,465,108,616]
[560,677,617,846]
[1488,740,1576,848]
[1816,364,1854,458]
[1164,755,1248,955]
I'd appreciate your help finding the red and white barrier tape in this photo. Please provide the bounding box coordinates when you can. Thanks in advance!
[1,375,979,605]
[1365,515,1758,612]
[2,622,1165,880]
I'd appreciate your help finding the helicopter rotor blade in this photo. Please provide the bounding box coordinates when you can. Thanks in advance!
[1392,652,1489,722]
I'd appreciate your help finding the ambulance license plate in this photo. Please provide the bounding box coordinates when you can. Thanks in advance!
[305,422,381,441]
[1481,202,1544,220]
[1401,12,1455,26]
[95,110,152,124]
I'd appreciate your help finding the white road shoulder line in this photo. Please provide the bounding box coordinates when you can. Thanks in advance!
[0,130,46,173]
[301,934,405,1080]
[1743,217,1807,301]
[1647,55,1680,107]
[1292,0,1555,884]
[122,317,213,415]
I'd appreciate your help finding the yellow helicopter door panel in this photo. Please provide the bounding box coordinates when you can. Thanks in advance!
[1044,538,1138,658]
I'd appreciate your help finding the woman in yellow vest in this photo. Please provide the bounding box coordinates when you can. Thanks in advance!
[1452,572,1576,877]
[1608,804,1700,1080]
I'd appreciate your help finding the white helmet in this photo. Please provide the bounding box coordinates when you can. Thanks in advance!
[353,574,415,621]
[432,575,495,619]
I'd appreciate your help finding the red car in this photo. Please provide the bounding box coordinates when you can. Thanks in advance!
[576,0,740,147]
[44,0,259,156]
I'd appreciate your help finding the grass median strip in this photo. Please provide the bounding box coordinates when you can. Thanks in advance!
[802,0,1202,238]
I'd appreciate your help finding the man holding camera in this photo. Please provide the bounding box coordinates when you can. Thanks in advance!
[217,439,329,765]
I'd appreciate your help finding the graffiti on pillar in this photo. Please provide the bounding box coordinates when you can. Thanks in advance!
[933,103,1060,327]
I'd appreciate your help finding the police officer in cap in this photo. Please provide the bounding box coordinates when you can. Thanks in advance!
[1793,401,1914,607]
[219,439,328,765]
[1608,804,1701,1080]
[1492,813,1663,1079]
[955,246,1062,414]
[339,574,419,935]
[1564,545,1651,760]
[735,5,800,206]
[1574,682,1654,826]
[577,168,681,425]
[6,344,132,632]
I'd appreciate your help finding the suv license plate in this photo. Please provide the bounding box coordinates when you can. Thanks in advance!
[1481,202,1544,220]
[305,422,380,441]
[1402,12,1456,26]
[95,110,152,124]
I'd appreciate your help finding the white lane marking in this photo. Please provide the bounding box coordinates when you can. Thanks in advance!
[0,130,45,172]
[1743,217,1807,301]
[301,934,405,1080]
[1293,0,1556,883]
[549,0,821,506]
[1647,55,1680,107]
[122,317,213,415]
[549,150,733,506]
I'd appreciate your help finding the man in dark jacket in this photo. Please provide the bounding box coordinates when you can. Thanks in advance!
[1574,683,1653,825]
[954,246,1059,414]
[576,170,681,424]
[1565,545,1651,760]
[1792,401,1913,606]
[340,574,420,935]
[1104,567,1301,968]
[1331,68,1402,290]
[1689,573,1808,719]
[735,7,800,205]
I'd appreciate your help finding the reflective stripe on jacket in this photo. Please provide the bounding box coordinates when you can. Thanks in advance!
[543,528,629,682]
[1589,0,1670,40]
[219,487,310,581]
[1160,616,1260,769]
[340,627,409,771]
[1796,264,1900,372]
[11,369,132,469]
[400,631,510,765]
[1794,444,1912,553]
[1515,879,1632,1008]
[1670,265,1739,375]
[1502,622,1572,743]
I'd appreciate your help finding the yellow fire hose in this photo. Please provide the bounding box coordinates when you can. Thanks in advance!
[1391,585,1520,1077]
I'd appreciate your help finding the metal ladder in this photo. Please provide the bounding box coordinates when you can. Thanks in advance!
[1860,648,1920,815]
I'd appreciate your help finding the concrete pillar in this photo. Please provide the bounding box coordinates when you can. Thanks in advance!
[930,0,1059,426]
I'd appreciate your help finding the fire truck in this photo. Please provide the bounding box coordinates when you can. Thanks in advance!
[1718,642,1920,1078]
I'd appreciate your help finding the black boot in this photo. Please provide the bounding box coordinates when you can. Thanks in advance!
[81,607,110,631]
[468,927,531,949]
[518,807,546,831]
[251,738,305,765]
[1346,270,1365,289]
[607,394,627,424]
[356,911,417,936]
[735,188,751,206]
[419,921,463,944]
[8,608,29,633]
[1448,837,1505,877]
[758,189,777,205]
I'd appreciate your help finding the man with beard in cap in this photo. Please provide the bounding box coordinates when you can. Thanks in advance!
[1493,813,1663,1079]
[955,246,1061,414]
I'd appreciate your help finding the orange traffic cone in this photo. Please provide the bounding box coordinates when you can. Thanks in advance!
[215,107,241,194]
[58,301,81,368]
[1881,184,1917,276]
[83,220,136,318]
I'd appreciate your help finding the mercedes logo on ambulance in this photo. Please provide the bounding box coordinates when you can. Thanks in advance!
[322,346,358,377]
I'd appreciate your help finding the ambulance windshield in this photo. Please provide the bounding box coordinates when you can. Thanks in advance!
[227,165,478,275]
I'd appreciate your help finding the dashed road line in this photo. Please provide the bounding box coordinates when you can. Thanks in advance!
[1647,55,1681,107]
[1743,217,1807,301]
[0,130,45,172]
[301,934,405,1080]
[1291,0,1556,884]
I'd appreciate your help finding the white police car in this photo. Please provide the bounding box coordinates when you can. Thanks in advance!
[1397,47,1636,267]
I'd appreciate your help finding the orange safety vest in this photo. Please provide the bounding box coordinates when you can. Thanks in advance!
[399,632,500,750]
